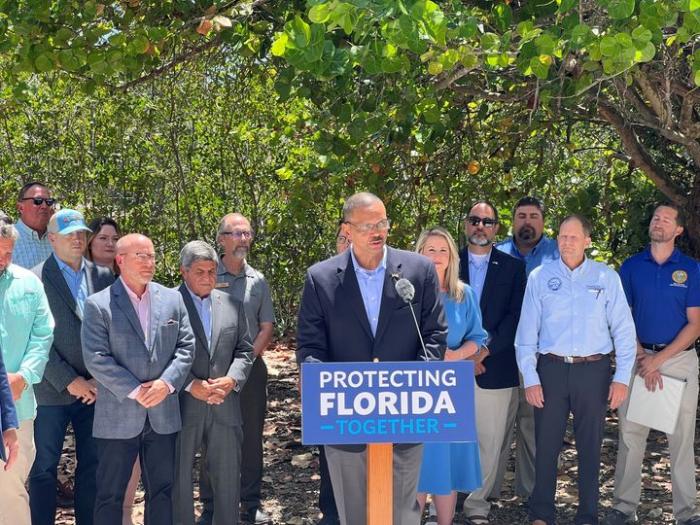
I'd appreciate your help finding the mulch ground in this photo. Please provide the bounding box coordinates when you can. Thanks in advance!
[56,342,697,524]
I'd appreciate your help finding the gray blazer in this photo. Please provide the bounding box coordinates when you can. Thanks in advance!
[33,256,115,406]
[81,279,195,439]
[178,285,254,426]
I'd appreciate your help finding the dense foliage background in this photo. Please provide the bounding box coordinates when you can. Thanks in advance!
[3,0,697,329]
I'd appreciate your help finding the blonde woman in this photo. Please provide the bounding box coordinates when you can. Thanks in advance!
[416,227,486,525]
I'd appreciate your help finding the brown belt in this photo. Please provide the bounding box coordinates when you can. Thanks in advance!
[543,353,605,364]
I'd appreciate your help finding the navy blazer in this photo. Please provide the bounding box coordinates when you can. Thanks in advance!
[459,246,526,389]
[297,247,446,364]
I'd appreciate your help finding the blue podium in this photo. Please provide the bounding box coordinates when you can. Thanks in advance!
[301,360,477,524]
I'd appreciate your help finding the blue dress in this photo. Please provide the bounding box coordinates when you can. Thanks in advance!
[417,287,487,495]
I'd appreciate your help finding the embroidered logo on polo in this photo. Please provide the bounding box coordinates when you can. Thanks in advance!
[547,277,562,291]
[671,270,688,288]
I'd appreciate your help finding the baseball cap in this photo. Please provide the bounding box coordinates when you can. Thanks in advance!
[54,209,92,235]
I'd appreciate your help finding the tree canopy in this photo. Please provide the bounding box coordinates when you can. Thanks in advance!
[0,0,697,328]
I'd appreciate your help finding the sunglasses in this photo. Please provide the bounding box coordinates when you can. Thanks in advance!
[21,197,56,207]
[467,216,498,228]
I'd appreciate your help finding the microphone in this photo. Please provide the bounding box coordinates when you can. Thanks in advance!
[394,278,430,361]
[394,277,415,302]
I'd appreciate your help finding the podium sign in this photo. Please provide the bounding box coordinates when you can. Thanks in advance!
[301,360,476,445]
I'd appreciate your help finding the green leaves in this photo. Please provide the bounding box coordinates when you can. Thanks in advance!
[570,24,594,49]
[598,0,636,20]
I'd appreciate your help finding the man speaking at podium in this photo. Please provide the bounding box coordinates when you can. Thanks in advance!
[297,192,446,525]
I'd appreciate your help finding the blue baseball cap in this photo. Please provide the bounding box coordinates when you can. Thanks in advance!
[53,209,91,235]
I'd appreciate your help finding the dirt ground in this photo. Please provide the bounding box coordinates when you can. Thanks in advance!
[56,342,698,524]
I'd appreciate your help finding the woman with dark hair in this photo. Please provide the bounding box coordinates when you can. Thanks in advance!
[86,217,120,273]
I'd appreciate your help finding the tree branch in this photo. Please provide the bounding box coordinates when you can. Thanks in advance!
[598,100,687,205]
[116,38,223,91]
[115,0,272,91]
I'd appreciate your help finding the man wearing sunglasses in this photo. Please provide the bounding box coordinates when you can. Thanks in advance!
[196,213,275,525]
[13,182,56,270]
[458,201,527,525]
[491,196,560,504]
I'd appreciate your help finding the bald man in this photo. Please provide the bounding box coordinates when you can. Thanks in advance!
[82,234,195,525]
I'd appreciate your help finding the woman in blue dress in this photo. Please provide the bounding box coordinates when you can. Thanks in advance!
[415,226,487,525]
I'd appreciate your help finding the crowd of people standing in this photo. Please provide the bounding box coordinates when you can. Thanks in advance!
[0,182,698,525]
[0,181,274,525]
[298,193,700,525]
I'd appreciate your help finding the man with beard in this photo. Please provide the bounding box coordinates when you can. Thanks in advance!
[198,213,275,525]
[603,204,700,525]
[496,197,559,275]
[493,196,559,501]
[13,182,56,269]
[457,201,526,525]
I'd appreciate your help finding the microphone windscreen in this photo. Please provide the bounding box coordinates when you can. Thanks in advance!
[395,278,415,302]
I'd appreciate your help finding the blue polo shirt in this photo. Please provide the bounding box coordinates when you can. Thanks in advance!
[619,247,700,345]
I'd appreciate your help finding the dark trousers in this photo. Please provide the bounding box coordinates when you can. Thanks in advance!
[318,446,339,519]
[29,401,97,525]
[201,356,268,515]
[94,419,176,525]
[529,355,610,525]
[174,410,243,525]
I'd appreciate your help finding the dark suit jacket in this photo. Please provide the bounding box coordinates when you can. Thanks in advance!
[178,285,254,427]
[33,256,115,405]
[459,246,526,389]
[296,247,446,364]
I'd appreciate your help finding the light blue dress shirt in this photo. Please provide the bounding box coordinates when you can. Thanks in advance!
[515,257,637,389]
[467,250,490,302]
[12,220,52,270]
[496,234,559,276]
[443,287,488,349]
[186,285,212,351]
[54,254,88,316]
[350,246,387,336]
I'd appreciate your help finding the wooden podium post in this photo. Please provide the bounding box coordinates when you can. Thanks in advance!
[367,443,393,525]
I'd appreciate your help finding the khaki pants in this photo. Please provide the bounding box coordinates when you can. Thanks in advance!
[0,420,35,525]
[612,350,700,521]
[464,385,517,518]
[491,376,536,499]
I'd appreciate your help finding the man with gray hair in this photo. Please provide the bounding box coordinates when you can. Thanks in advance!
[198,213,275,525]
[0,213,54,525]
[173,240,254,525]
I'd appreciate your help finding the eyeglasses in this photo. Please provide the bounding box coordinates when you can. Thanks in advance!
[336,235,348,244]
[467,216,498,228]
[346,219,391,233]
[220,230,254,239]
[119,252,156,262]
[21,197,56,207]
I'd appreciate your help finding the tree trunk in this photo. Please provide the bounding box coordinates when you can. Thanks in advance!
[683,182,700,258]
